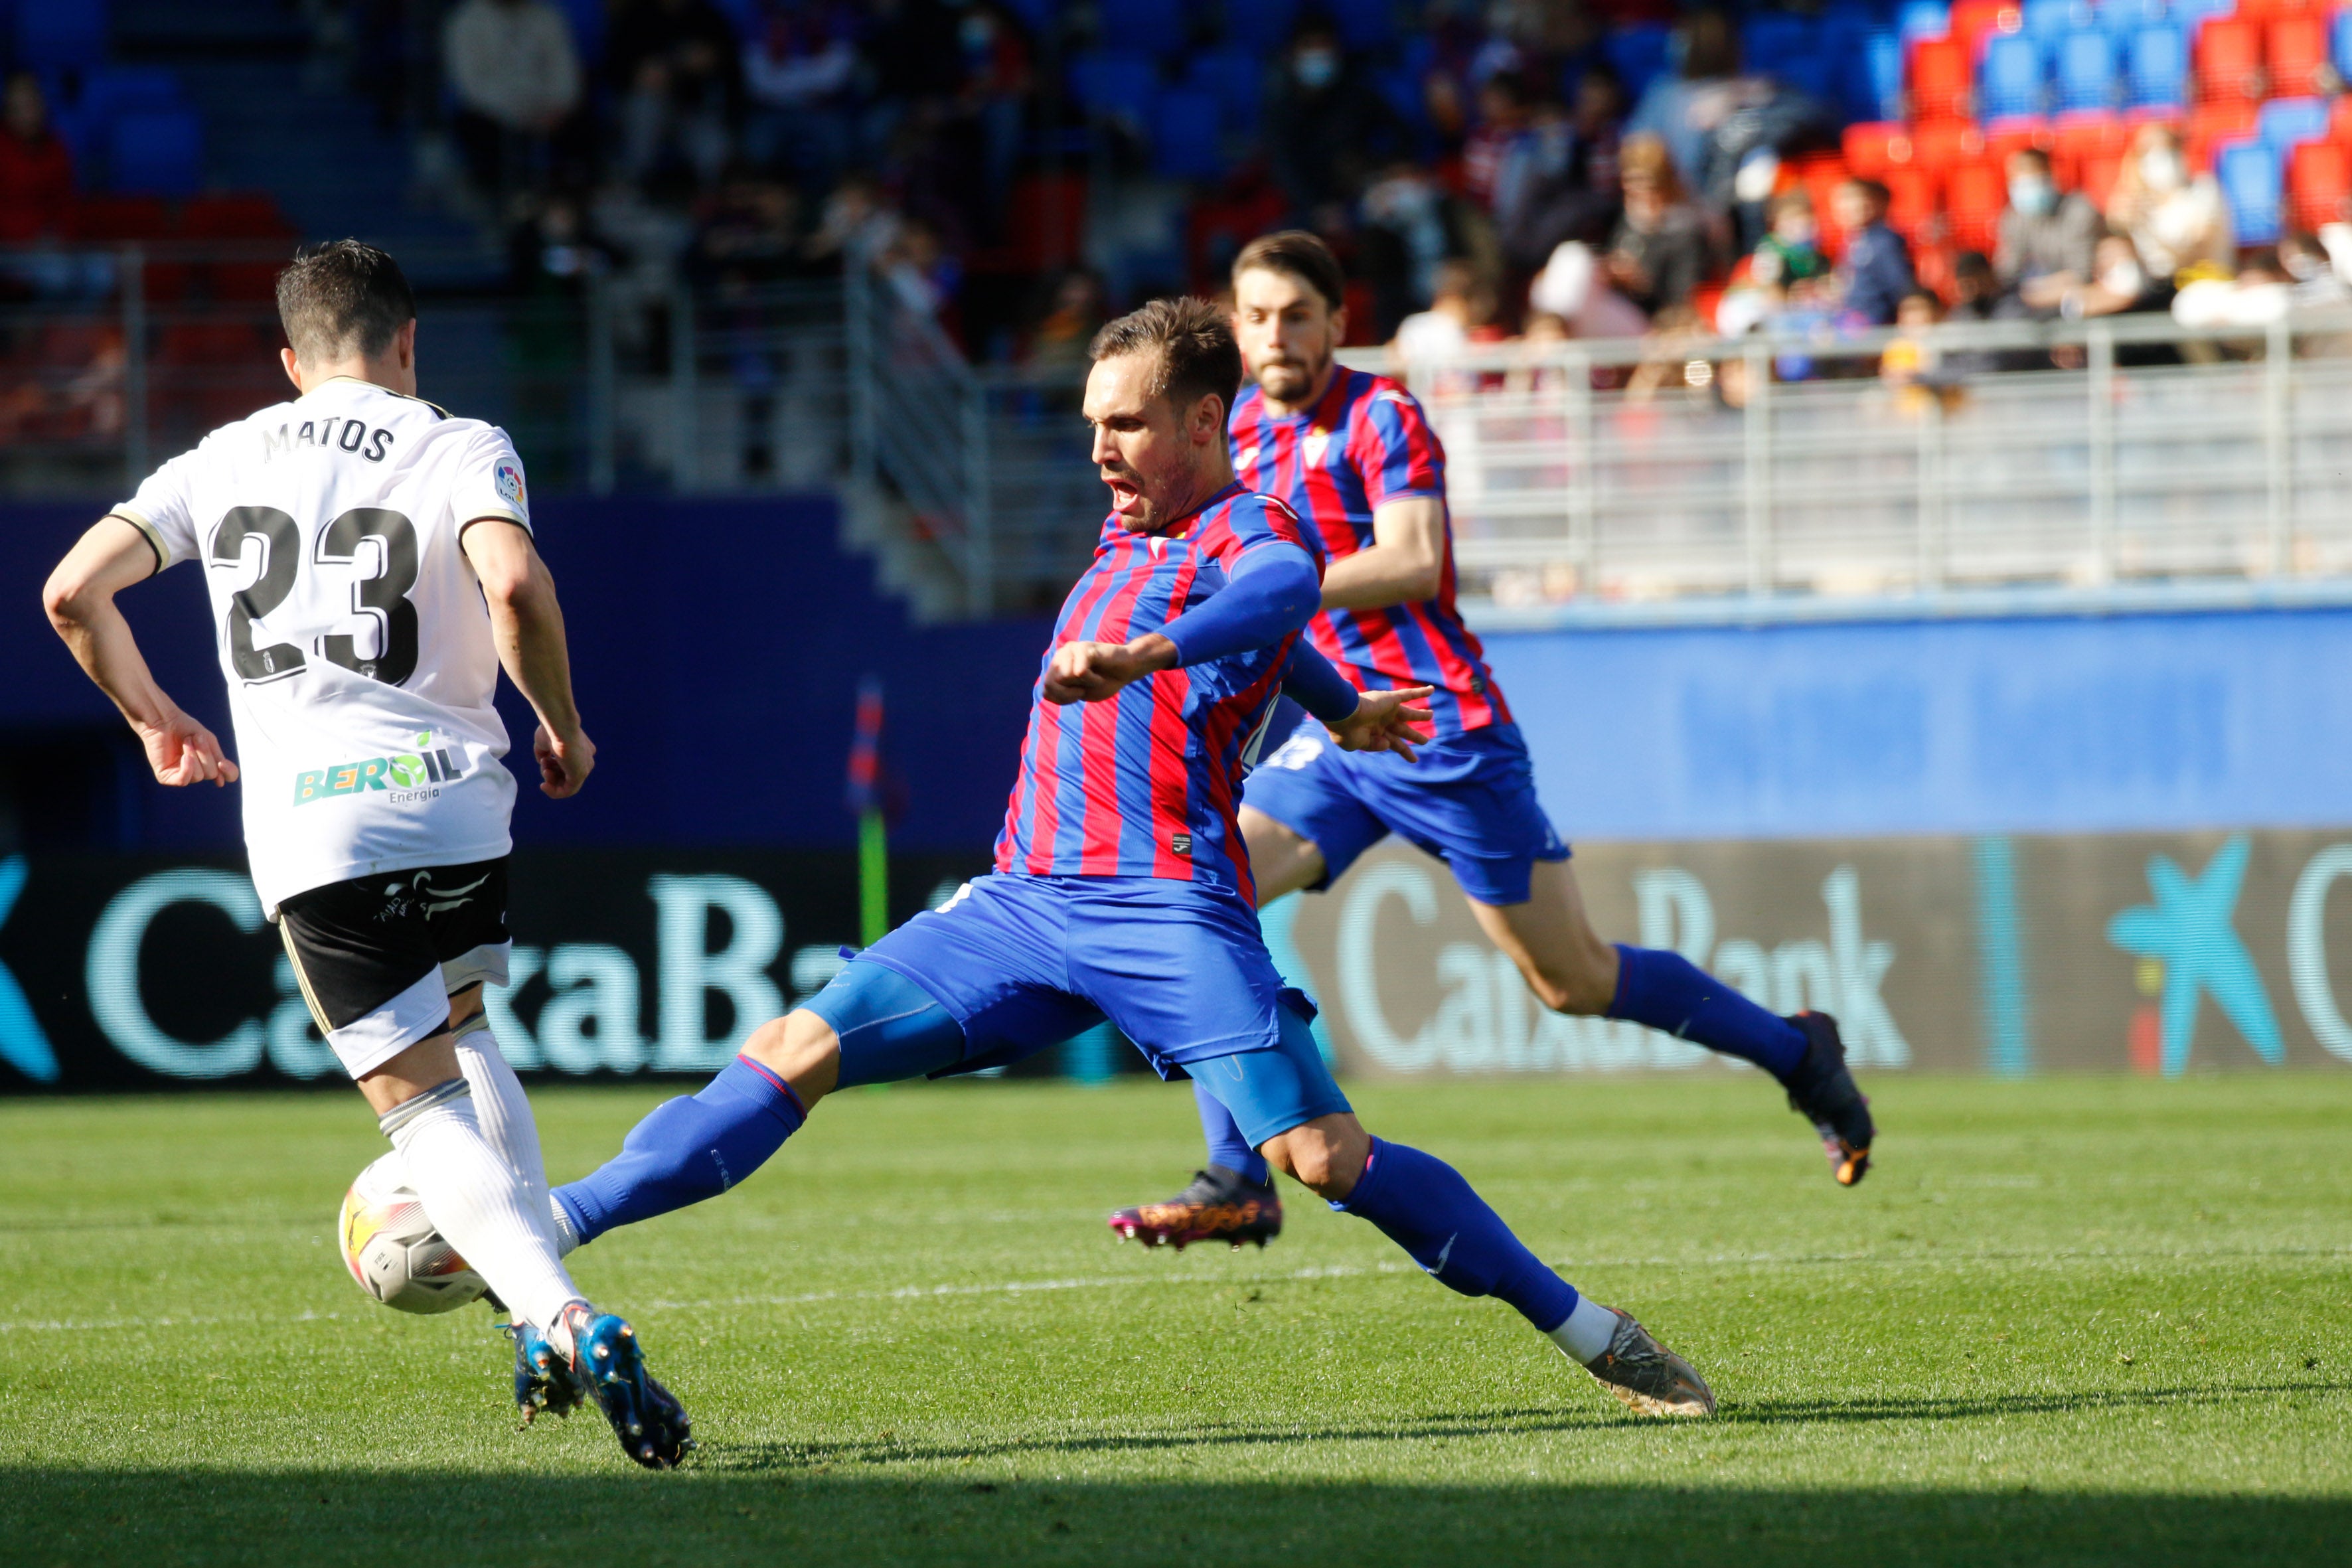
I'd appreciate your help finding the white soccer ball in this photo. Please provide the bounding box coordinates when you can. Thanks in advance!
[337,1152,487,1314]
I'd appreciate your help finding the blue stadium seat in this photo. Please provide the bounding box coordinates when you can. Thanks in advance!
[1742,15,1821,74]
[2258,96,2329,153]
[2055,29,2119,112]
[2124,23,2186,110]
[2335,10,2352,88]
[15,0,106,70]
[1099,0,1186,60]
[2096,0,2165,38]
[2023,0,2092,41]
[78,67,184,123]
[108,108,203,196]
[1847,31,1907,121]
[1981,33,2049,119]
[1221,0,1302,55]
[2217,140,2281,244]
[1604,24,1674,103]
[1899,1,1952,46]
[1069,49,1160,124]
[1185,48,1264,138]
[999,0,1063,38]
[1150,88,1225,181]
[2168,0,2234,29]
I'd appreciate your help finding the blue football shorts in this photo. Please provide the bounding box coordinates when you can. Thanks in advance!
[801,872,1351,1146]
[1242,720,1570,906]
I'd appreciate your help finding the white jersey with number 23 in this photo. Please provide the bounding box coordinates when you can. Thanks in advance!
[113,375,530,915]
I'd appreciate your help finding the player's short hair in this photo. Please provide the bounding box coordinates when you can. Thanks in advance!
[1231,230,1347,314]
[1087,296,1243,423]
[276,240,416,363]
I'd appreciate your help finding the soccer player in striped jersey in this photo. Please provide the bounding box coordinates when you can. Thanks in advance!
[532,298,1715,1418]
[1109,233,1874,1253]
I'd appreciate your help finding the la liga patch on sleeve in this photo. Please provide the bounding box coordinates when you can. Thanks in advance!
[494,460,526,514]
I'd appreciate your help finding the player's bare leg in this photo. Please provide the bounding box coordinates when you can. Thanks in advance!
[1259,1111,1713,1417]
[1467,860,1873,1185]
[1103,801,1324,1249]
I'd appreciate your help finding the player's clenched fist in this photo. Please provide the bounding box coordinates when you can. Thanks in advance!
[1042,634,1175,704]
[137,708,240,787]
[1328,684,1434,762]
[534,723,595,798]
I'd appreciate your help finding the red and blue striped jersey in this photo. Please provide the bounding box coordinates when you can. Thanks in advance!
[1230,368,1510,736]
[993,482,1319,903]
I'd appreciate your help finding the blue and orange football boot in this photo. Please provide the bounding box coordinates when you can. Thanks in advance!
[506,1317,589,1425]
[1783,1011,1873,1186]
[509,1304,694,1468]
[1109,1165,1283,1251]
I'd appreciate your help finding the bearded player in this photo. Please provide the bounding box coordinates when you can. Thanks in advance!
[524,299,1717,1418]
[40,241,689,1467]
[1107,233,1875,1253]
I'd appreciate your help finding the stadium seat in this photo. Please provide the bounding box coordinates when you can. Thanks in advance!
[2055,30,2120,112]
[1184,49,1263,139]
[2193,16,2264,102]
[2097,0,2167,38]
[1917,117,1990,170]
[2189,98,2260,169]
[14,0,107,70]
[70,194,173,242]
[108,108,202,197]
[2022,0,2090,42]
[2078,150,2127,204]
[2258,96,2330,156]
[2216,139,2282,243]
[2335,9,2352,87]
[76,67,184,123]
[1844,120,1912,176]
[1099,0,1186,60]
[1068,50,1159,126]
[2124,23,2188,109]
[2331,92,2352,143]
[1795,154,1857,258]
[1986,117,2055,170]
[1883,165,1944,240]
[1948,0,2021,60]
[1847,32,1909,122]
[551,0,605,62]
[1745,13,1822,76]
[1982,33,2049,118]
[1149,88,1224,181]
[1900,0,1954,46]
[1944,157,2007,249]
[2267,15,2332,98]
[1911,37,1975,117]
[1220,0,1300,56]
[1603,24,1674,103]
[183,193,296,302]
[2288,137,2351,228]
[2053,110,2134,181]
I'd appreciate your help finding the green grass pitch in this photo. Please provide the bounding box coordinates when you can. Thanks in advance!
[2,1073,2347,1566]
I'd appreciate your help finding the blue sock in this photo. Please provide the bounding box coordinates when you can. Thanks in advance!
[1193,1077,1270,1186]
[1607,943,1807,1079]
[1331,1138,1580,1333]
[554,1056,806,1245]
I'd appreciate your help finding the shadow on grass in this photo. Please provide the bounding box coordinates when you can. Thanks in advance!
[6,1466,2346,1568]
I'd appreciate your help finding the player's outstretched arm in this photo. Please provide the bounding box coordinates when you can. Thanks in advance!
[461,518,595,799]
[1279,641,1432,761]
[1320,496,1446,611]
[42,516,238,787]
[1043,541,1322,705]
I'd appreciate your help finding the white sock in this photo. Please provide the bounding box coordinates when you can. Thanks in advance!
[380,1079,586,1339]
[548,1194,582,1257]
[453,1017,550,1202]
[1547,1294,1619,1364]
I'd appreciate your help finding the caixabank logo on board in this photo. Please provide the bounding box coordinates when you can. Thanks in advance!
[293,731,467,805]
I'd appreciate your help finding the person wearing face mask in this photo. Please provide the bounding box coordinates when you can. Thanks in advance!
[1265,20,1408,220]
[2104,124,2233,283]
[1995,148,2103,313]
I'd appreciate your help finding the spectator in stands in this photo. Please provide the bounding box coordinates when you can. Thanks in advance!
[1498,68,1630,274]
[805,173,903,272]
[1022,266,1107,382]
[2062,232,2175,319]
[1880,289,1964,414]
[1392,258,1494,364]
[609,0,745,198]
[1996,147,2103,313]
[1599,134,1711,317]
[1715,189,1831,337]
[1360,162,1486,340]
[1265,17,1408,224]
[2105,123,2233,283]
[1832,177,1916,326]
[742,2,860,196]
[1624,9,1772,197]
[0,70,75,245]
[442,0,585,202]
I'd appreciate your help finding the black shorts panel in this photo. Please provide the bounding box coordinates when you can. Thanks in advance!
[277,857,510,1033]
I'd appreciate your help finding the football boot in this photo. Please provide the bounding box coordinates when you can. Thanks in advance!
[1109,1165,1283,1251]
[505,1318,589,1426]
[564,1303,695,1470]
[1782,1010,1874,1187]
[1577,1307,1716,1417]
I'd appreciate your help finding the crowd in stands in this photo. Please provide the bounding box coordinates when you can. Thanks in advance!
[11,0,2352,396]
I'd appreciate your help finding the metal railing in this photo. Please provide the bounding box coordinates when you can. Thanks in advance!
[1370,310,2352,625]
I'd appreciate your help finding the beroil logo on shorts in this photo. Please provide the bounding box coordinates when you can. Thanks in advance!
[294,732,465,805]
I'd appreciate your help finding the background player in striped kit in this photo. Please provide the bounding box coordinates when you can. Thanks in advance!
[1108,233,1876,1254]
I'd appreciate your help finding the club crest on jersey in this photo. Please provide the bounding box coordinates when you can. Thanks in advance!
[1302,428,1330,466]
[295,731,465,805]
[1237,445,1259,470]
[494,461,526,512]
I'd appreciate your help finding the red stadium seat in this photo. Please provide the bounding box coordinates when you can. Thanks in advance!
[1948,0,2023,60]
[2189,99,2260,171]
[2266,15,2331,98]
[70,195,173,242]
[1912,116,1988,170]
[1909,38,1974,119]
[1984,118,2054,169]
[2194,16,2264,103]
[1944,159,2007,251]
[1913,240,1958,303]
[2077,152,2126,208]
[1797,157,1855,259]
[180,193,296,303]
[2288,138,2351,229]
[1843,121,1910,176]
[2331,94,2352,144]
[2051,113,2134,191]
[1882,165,1944,242]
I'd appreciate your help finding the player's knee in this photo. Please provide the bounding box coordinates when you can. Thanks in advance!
[1526,939,1617,1016]
[1265,1118,1368,1199]
[742,1009,838,1100]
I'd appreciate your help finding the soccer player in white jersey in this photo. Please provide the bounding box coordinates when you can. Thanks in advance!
[40,241,690,1469]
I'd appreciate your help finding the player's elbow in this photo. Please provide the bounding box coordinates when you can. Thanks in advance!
[41,564,101,633]
[1401,554,1445,601]
[475,553,551,617]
